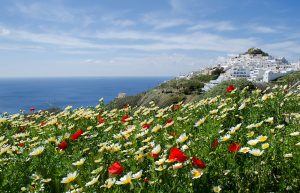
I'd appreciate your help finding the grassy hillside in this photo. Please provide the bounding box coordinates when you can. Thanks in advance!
[109,70,300,109]
[108,78,256,109]
[0,84,299,192]
[272,71,300,85]
[108,73,219,109]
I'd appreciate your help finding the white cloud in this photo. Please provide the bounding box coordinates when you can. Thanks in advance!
[0,42,44,51]
[142,13,190,30]
[1,26,257,54]
[153,19,190,30]
[83,59,105,64]
[264,41,300,57]
[249,24,277,33]
[169,0,187,13]
[14,1,74,22]
[113,19,136,27]
[101,15,136,28]
[14,31,95,48]
[169,0,226,16]
[92,30,256,52]
[78,54,211,76]
[188,21,236,31]
[0,27,10,35]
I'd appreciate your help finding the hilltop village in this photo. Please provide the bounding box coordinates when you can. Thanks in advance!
[178,48,300,91]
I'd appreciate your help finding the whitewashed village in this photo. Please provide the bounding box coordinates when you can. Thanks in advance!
[178,48,300,91]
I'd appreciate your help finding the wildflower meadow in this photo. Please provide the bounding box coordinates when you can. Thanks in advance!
[0,85,299,192]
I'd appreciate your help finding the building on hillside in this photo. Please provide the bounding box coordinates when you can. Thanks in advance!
[262,69,294,82]
[186,50,297,90]
[291,60,300,70]
[248,68,265,81]
[200,68,213,75]
[117,92,126,98]
[202,75,230,91]
[230,67,250,78]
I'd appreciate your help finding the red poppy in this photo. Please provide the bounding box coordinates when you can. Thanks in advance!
[166,119,174,124]
[58,141,68,150]
[142,124,150,129]
[108,161,124,175]
[29,107,36,111]
[143,177,149,183]
[18,143,25,147]
[152,153,159,159]
[98,116,105,124]
[121,115,129,122]
[98,120,105,124]
[70,129,84,141]
[226,85,235,93]
[40,122,46,127]
[98,119,105,124]
[211,138,219,150]
[229,143,241,153]
[192,156,206,169]
[168,147,188,162]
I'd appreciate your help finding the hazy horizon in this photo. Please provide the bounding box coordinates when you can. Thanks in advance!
[0,0,299,77]
[0,75,174,78]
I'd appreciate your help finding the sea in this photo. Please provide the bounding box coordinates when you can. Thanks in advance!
[0,77,171,114]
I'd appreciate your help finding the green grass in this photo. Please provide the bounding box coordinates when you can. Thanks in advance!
[273,71,300,85]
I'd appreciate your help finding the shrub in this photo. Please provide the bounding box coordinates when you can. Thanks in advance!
[201,79,255,99]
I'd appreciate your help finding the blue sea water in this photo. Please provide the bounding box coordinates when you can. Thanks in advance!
[0,77,171,114]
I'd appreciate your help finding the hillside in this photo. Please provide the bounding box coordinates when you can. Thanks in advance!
[108,71,300,109]
[109,48,300,109]
[108,73,220,109]
[1,84,299,193]
[272,71,300,85]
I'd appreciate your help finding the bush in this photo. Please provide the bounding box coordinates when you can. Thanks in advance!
[201,79,255,99]
[246,48,269,56]
[107,93,145,109]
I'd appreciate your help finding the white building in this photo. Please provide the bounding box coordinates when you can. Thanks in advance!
[231,67,250,78]
[117,92,126,98]
[202,75,230,91]
[200,51,298,90]
[263,69,294,82]
[249,68,265,81]
[291,60,300,70]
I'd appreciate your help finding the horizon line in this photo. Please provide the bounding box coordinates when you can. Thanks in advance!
[0,75,175,79]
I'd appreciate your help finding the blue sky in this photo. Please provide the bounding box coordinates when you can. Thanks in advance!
[0,0,299,77]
